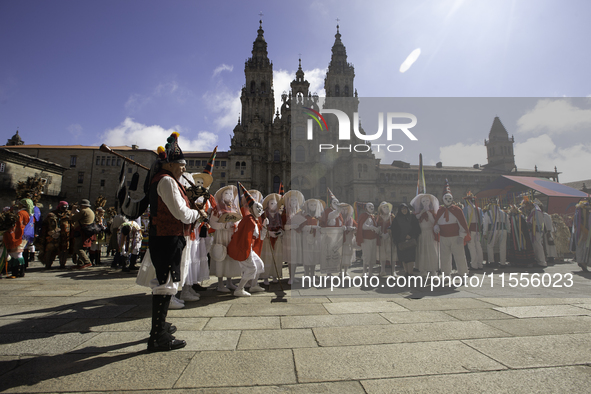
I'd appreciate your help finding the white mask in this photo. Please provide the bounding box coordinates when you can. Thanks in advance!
[252,202,264,218]
[443,193,453,207]
[194,177,204,187]
[367,203,374,214]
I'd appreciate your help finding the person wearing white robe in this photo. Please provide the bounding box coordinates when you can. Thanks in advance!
[410,194,439,278]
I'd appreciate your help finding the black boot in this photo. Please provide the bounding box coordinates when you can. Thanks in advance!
[129,254,139,270]
[122,255,130,272]
[95,252,101,266]
[147,295,185,352]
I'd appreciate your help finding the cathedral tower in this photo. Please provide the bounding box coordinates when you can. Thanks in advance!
[484,116,516,172]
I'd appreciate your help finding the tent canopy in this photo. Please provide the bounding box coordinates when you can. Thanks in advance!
[476,175,589,215]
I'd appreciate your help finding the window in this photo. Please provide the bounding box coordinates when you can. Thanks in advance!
[189,160,194,167]
[344,86,349,96]
[77,186,82,193]
[96,156,101,165]
[236,161,240,169]
[241,162,246,170]
[250,80,256,94]
[261,82,266,93]
[100,179,105,190]
[273,176,280,193]
[221,161,226,167]
[129,155,134,160]
[220,182,226,187]
[106,157,111,166]
[117,158,121,166]
[274,150,280,162]
[70,155,77,167]
[215,161,220,167]
[101,157,105,166]
[78,172,84,184]
[295,146,305,162]
[128,168,132,173]
[221,172,226,178]
[335,84,340,96]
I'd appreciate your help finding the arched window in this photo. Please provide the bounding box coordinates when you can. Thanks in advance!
[273,175,280,193]
[335,84,340,97]
[344,86,349,96]
[261,82,266,93]
[241,161,246,169]
[235,161,240,169]
[295,146,305,162]
[274,150,280,162]
[250,81,256,94]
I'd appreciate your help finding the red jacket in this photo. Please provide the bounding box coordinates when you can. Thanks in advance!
[227,213,257,261]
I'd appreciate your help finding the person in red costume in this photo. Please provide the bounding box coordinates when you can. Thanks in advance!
[227,183,265,297]
[433,182,471,278]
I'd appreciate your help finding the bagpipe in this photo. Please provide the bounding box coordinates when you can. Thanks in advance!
[99,144,209,227]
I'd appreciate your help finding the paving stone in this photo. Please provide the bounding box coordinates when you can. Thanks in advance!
[392,298,496,311]
[0,318,74,333]
[293,341,506,382]
[226,303,329,317]
[52,317,208,332]
[360,365,591,394]
[237,328,317,349]
[0,332,99,355]
[464,333,591,368]
[379,311,458,324]
[175,349,296,387]
[323,301,408,314]
[493,305,591,318]
[482,316,591,336]
[205,316,280,330]
[178,330,241,351]
[312,320,508,347]
[51,304,136,319]
[443,308,515,321]
[481,297,590,307]
[0,351,194,392]
[282,313,391,328]
[133,381,366,393]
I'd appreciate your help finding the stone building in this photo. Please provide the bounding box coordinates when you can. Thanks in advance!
[0,148,67,210]
[0,144,157,208]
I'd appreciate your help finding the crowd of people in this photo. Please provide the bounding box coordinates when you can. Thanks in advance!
[1,131,589,352]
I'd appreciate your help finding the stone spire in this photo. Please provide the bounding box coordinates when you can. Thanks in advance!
[484,116,515,172]
[324,24,354,97]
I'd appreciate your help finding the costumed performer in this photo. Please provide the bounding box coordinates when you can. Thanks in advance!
[523,198,547,267]
[282,190,305,284]
[261,192,284,284]
[507,204,535,267]
[538,202,557,263]
[299,199,324,278]
[319,188,345,276]
[339,203,357,277]
[482,199,509,267]
[573,199,591,272]
[377,201,395,277]
[462,192,484,270]
[433,184,471,278]
[142,131,201,351]
[356,202,380,276]
[410,193,439,278]
[209,184,242,292]
[227,183,265,297]
[3,199,31,278]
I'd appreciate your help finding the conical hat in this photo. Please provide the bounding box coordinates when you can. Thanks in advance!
[203,147,217,177]
[278,182,285,196]
[284,190,304,209]
[377,201,393,215]
[238,182,255,207]
[248,189,263,204]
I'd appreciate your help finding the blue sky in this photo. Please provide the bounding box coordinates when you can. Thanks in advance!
[1,0,590,182]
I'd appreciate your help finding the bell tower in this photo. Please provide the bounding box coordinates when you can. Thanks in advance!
[240,19,275,126]
[324,24,355,98]
[484,116,516,172]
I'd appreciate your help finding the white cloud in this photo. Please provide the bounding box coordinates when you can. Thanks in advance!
[399,48,421,73]
[514,134,591,183]
[202,88,241,130]
[100,118,217,152]
[125,80,193,112]
[516,99,591,135]
[67,123,83,139]
[439,142,486,167]
[212,64,234,78]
